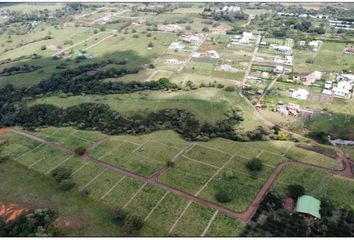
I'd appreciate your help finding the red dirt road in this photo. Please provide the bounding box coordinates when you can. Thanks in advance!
[9,129,354,223]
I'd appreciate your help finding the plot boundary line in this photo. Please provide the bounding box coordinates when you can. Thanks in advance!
[16,143,45,160]
[194,155,235,196]
[71,161,90,176]
[201,210,219,237]
[28,157,45,168]
[256,149,264,158]
[168,200,192,234]
[82,169,108,189]
[182,155,219,169]
[100,175,127,200]
[123,183,147,209]
[144,191,169,222]
[196,143,231,156]
[45,156,73,175]
[151,141,181,151]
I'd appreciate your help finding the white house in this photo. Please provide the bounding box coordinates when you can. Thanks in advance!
[323,89,333,95]
[169,42,184,51]
[274,65,284,73]
[308,41,319,48]
[243,32,253,39]
[332,81,352,98]
[270,44,292,53]
[292,89,310,100]
[207,50,220,59]
[339,74,354,83]
[299,40,306,46]
[285,56,293,65]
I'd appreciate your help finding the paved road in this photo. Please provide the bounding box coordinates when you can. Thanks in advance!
[10,129,353,223]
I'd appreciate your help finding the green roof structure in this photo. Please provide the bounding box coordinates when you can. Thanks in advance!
[295,195,321,219]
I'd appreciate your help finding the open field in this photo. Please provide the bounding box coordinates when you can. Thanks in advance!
[29,88,258,125]
[271,165,354,209]
[0,160,121,236]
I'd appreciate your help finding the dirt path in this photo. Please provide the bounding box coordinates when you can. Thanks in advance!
[9,129,353,223]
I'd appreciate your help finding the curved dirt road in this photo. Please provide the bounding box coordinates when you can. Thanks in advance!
[9,129,354,223]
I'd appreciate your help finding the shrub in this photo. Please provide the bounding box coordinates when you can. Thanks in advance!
[287,184,305,199]
[74,146,86,155]
[166,160,175,168]
[51,167,72,183]
[122,214,144,234]
[0,155,9,164]
[112,207,127,222]
[246,158,263,172]
[215,189,233,203]
[59,179,75,191]
[225,86,236,92]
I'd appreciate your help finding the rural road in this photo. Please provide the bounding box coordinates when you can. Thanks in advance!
[10,128,354,223]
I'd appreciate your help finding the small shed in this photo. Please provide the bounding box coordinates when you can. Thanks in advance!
[295,195,321,219]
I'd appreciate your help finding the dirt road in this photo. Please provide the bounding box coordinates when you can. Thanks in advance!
[9,129,354,223]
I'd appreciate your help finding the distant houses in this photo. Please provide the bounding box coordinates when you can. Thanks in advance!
[322,74,353,99]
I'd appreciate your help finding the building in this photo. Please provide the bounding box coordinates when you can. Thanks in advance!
[270,44,292,53]
[292,89,309,100]
[182,34,203,45]
[288,103,301,115]
[299,40,306,46]
[296,195,321,219]
[345,48,354,55]
[274,65,284,73]
[333,81,352,99]
[159,24,182,33]
[308,40,320,48]
[303,71,322,86]
[207,50,220,59]
[169,42,184,51]
[339,74,354,83]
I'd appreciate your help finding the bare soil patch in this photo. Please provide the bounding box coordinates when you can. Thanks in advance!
[0,202,28,222]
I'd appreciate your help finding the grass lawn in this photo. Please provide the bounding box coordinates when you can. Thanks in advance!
[172,202,215,236]
[159,156,217,195]
[141,193,189,236]
[205,212,245,236]
[0,160,121,236]
[285,145,343,170]
[271,164,354,210]
[30,88,251,124]
[184,144,230,167]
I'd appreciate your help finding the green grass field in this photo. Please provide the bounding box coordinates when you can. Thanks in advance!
[30,88,253,124]
[271,165,354,210]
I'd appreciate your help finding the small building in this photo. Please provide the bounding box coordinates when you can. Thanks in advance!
[345,48,354,55]
[159,24,182,33]
[292,88,309,100]
[295,195,321,219]
[298,40,306,47]
[270,44,292,53]
[303,71,322,86]
[333,81,352,98]
[274,65,284,73]
[308,40,320,48]
[169,42,184,51]
[288,103,301,115]
[207,50,220,59]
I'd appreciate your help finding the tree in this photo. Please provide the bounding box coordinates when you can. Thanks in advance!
[166,160,175,168]
[148,42,154,48]
[320,198,334,217]
[225,86,236,92]
[112,206,127,222]
[74,146,86,155]
[215,189,233,203]
[287,184,305,199]
[202,27,209,32]
[51,167,72,183]
[246,158,263,172]
[122,214,144,235]
[59,179,75,191]
[0,155,9,164]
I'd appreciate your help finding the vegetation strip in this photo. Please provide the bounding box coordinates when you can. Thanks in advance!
[201,210,219,237]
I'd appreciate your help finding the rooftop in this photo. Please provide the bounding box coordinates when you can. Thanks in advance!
[296,195,321,219]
